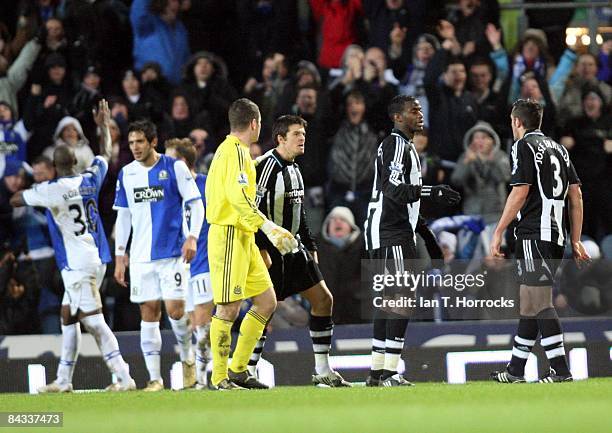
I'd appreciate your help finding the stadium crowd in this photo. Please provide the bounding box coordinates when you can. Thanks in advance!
[0,0,611,335]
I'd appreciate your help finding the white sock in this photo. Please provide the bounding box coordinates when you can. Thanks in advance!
[371,337,386,372]
[195,324,210,385]
[383,338,404,373]
[141,321,162,382]
[57,323,81,385]
[81,314,131,384]
[169,315,193,362]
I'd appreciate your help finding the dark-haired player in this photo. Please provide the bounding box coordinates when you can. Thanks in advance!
[364,95,460,386]
[490,99,590,383]
[249,115,351,387]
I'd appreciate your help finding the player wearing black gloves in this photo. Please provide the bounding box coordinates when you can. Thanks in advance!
[364,95,460,387]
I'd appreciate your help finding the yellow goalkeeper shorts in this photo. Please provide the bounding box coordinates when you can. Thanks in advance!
[208,224,272,304]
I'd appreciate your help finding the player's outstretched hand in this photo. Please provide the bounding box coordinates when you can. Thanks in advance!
[114,254,129,287]
[421,185,461,206]
[261,220,298,255]
[572,241,591,269]
[182,236,197,263]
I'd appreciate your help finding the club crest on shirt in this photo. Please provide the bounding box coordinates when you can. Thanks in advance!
[256,184,267,198]
[158,170,169,181]
[237,172,248,186]
[389,161,404,173]
[233,285,243,295]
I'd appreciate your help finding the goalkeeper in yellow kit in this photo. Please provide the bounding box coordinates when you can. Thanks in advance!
[206,98,297,390]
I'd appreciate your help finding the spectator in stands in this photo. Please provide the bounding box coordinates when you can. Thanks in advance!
[326,90,377,226]
[23,52,72,161]
[0,101,28,178]
[161,92,210,143]
[329,45,397,134]
[180,51,237,145]
[424,31,478,168]
[557,53,612,126]
[14,155,62,334]
[276,60,323,117]
[559,87,612,239]
[0,252,40,335]
[468,57,503,132]
[0,160,25,247]
[130,0,190,85]
[120,69,163,126]
[364,0,426,69]
[516,72,556,135]
[140,61,171,104]
[43,116,93,173]
[188,128,212,173]
[446,0,499,59]
[292,85,334,235]
[30,17,72,87]
[97,110,132,237]
[317,206,365,324]
[502,28,576,105]
[243,53,290,142]
[413,129,445,219]
[450,121,510,224]
[0,35,40,116]
[70,64,103,146]
[397,33,439,128]
[309,0,364,70]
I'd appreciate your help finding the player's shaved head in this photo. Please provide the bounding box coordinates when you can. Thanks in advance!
[53,145,77,172]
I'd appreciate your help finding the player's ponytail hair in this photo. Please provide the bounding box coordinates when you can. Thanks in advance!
[228,98,260,132]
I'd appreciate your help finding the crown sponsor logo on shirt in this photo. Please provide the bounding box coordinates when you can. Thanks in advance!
[158,170,169,181]
[133,186,165,203]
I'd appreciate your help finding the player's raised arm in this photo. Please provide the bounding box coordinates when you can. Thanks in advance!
[11,182,52,208]
[93,99,112,162]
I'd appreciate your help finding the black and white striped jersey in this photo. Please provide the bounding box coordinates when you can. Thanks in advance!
[510,130,581,247]
[364,128,423,251]
[254,149,317,252]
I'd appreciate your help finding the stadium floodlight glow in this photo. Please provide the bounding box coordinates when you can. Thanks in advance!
[329,354,405,374]
[596,34,603,45]
[566,34,577,46]
[28,364,46,394]
[581,35,591,46]
[446,350,538,383]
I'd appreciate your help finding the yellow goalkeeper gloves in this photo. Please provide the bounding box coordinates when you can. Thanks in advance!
[261,220,298,255]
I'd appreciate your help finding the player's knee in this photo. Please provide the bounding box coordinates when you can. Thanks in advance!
[216,302,240,321]
[254,296,276,318]
[167,308,185,321]
[312,290,333,316]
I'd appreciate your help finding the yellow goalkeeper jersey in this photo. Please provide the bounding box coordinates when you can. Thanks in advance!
[205,135,265,233]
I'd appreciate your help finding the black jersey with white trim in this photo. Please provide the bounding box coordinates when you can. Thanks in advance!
[364,128,422,251]
[254,149,317,252]
[510,130,581,246]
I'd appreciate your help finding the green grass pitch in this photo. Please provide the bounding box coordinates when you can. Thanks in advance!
[3,379,612,433]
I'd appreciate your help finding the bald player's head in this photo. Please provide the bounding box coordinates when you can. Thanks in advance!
[53,145,77,172]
